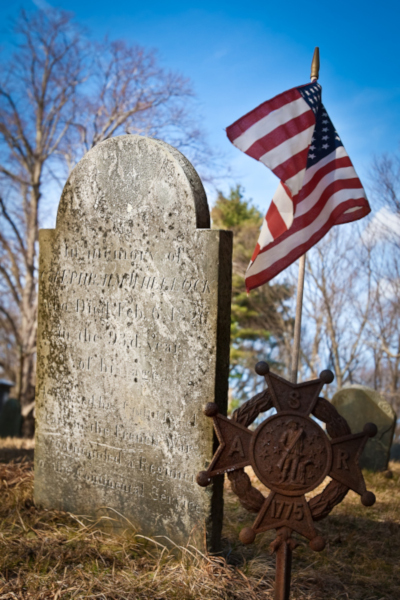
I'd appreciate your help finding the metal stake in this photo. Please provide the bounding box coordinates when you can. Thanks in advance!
[275,541,292,600]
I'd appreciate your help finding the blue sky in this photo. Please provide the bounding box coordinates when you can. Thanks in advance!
[1,0,399,214]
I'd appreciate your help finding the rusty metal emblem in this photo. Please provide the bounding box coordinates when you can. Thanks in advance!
[197,362,377,599]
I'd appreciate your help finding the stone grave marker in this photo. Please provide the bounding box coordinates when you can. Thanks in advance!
[332,384,396,471]
[34,136,232,550]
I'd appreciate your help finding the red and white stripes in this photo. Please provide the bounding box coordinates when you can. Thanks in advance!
[226,83,370,292]
[245,148,368,291]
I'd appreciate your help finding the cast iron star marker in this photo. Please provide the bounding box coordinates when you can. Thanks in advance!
[197,361,376,551]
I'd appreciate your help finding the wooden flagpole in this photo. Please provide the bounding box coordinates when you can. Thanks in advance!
[290,253,306,384]
[289,47,320,385]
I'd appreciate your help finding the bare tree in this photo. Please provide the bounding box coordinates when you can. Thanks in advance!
[0,8,209,427]
[370,153,400,214]
[362,235,400,423]
[367,269,400,406]
[72,39,205,162]
[365,152,400,420]
[297,150,400,435]
[0,10,86,419]
[369,152,400,244]
[300,227,374,390]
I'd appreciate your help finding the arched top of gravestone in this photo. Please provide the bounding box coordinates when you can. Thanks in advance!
[333,384,397,422]
[56,135,210,235]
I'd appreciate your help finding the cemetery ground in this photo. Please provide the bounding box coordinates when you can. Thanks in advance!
[1,457,399,600]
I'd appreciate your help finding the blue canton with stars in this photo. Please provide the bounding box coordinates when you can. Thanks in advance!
[297,82,344,169]
[297,82,322,115]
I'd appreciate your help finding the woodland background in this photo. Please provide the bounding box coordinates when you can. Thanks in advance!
[0,9,399,439]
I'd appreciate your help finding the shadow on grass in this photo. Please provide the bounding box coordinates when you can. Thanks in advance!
[220,479,400,599]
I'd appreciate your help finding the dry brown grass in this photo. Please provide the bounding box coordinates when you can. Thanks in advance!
[1,460,399,599]
[0,438,35,450]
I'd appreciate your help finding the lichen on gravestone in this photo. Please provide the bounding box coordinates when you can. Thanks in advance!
[34,136,232,550]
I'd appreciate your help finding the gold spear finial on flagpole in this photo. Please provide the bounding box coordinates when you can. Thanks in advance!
[310,46,320,81]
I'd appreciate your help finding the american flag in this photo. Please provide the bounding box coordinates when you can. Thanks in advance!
[226,82,370,292]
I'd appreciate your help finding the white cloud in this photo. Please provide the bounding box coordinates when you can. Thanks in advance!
[361,206,400,245]
[32,0,53,12]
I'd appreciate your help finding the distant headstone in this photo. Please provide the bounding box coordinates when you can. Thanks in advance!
[34,136,232,550]
[0,379,14,412]
[0,398,22,438]
[332,385,396,471]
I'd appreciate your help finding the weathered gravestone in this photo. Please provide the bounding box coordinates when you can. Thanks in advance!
[34,135,232,550]
[332,385,396,471]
